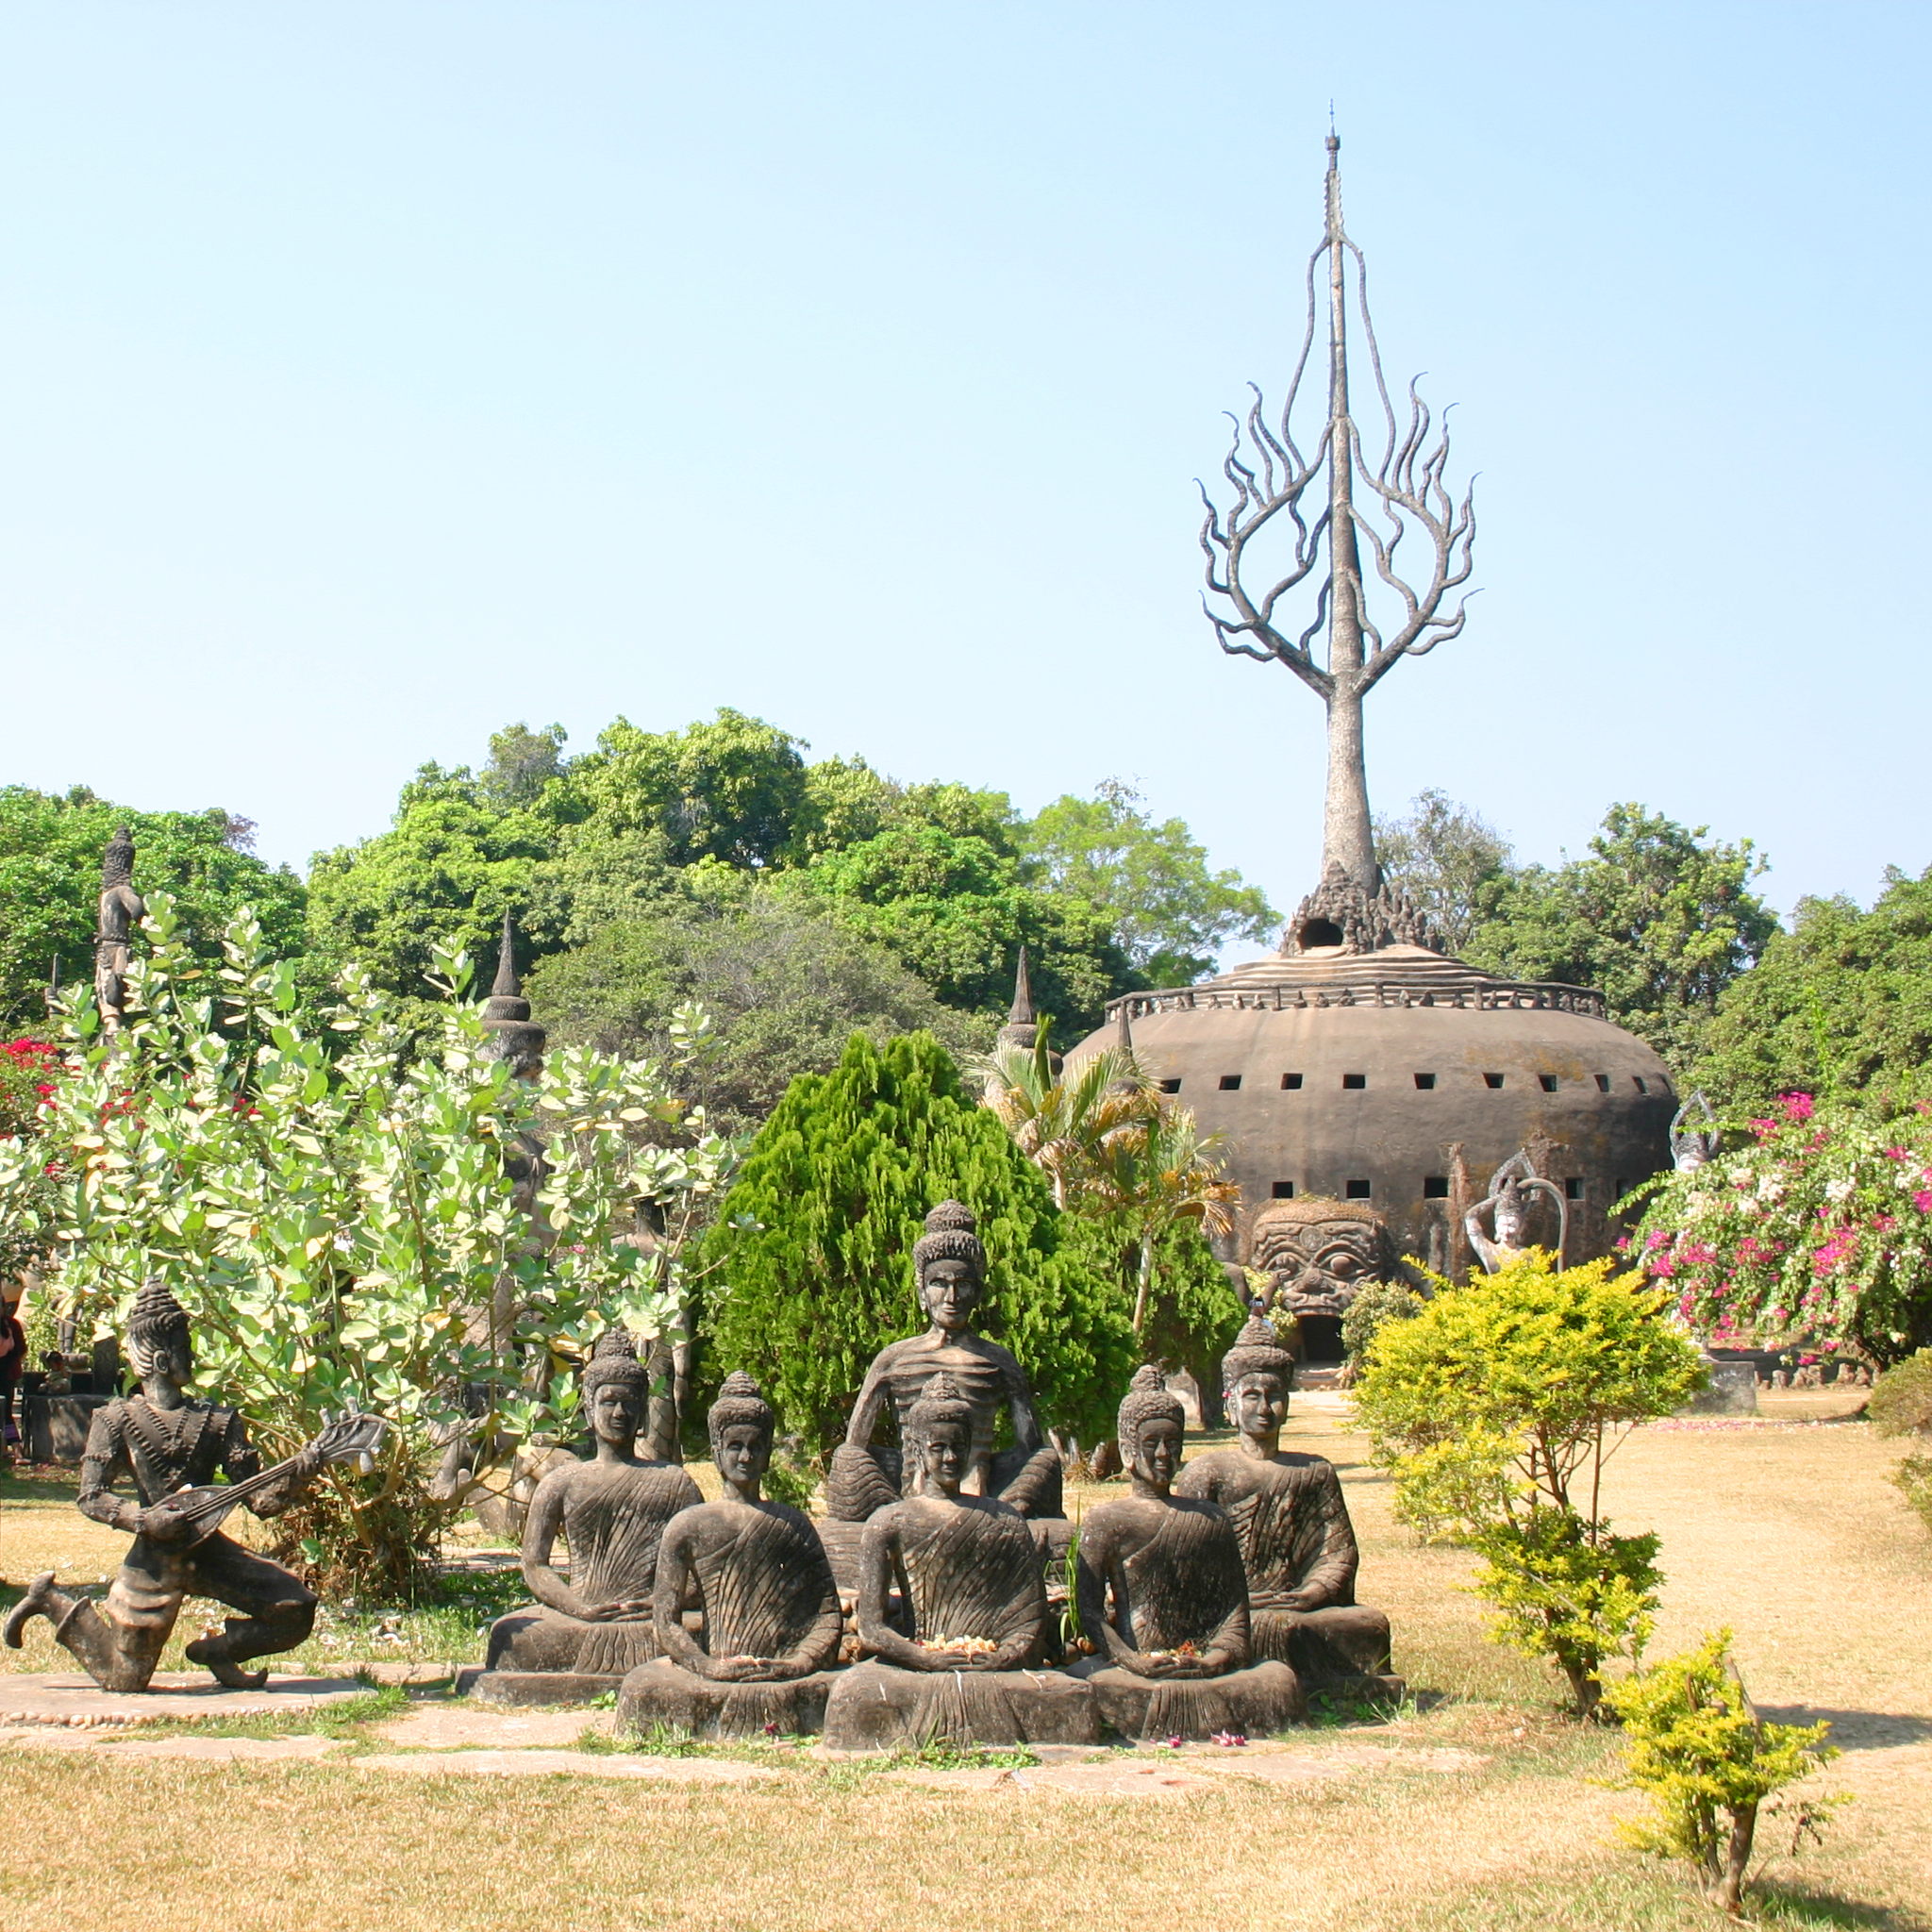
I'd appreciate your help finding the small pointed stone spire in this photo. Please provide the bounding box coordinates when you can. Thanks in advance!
[995,946,1038,1050]
[480,909,545,1075]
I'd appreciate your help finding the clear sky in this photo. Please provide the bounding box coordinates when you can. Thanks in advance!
[4,2,1926,940]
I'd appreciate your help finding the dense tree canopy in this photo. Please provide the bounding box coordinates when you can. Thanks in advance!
[1374,789,1513,952]
[1696,871,1932,1114]
[0,786,307,1028]
[1465,805,1776,1071]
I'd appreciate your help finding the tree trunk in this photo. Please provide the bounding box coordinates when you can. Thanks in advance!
[1130,1232,1156,1339]
[1712,1802,1757,1914]
[1324,678,1378,892]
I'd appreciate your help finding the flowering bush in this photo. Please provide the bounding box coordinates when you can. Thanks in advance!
[0,1037,58,1140]
[1632,1092,1932,1366]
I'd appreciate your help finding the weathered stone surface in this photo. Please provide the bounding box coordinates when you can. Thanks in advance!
[822,1661,1097,1752]
[349,1748,775,1782]
[1680,1357,1759,1417]
[617,1659,841,1740]
[100,1733,341,1764]
[369,1707,610,1750]
[0,1672,368,1728]
[467,1669,624,1708]
[1071,1658,1306,1742]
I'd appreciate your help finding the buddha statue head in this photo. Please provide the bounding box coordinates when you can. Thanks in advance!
[912,1201,986,1339]
[1247,1197,1401,1326]
[708,1370,776,1495]
[907,1370,974,1496]
[1118,1365,1185,1493]
[1220,1313,1297,1451]
[102,826,137,891]
[582,1328,650,1448]
[126,1278,192,1391]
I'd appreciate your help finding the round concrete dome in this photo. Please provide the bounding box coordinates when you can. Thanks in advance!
[1067,941,1674,1278]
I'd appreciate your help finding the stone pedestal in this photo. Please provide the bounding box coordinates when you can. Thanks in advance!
[1069,1657,1305,1741]
[821,1660,1099,1752]
[616,1658,843,1740]
[25,1392,110,1465]
[471,1605,662,1707]
[468,1669,622,1709]
[1679,1357,1758,1417]
[1252,1603,1399,1696]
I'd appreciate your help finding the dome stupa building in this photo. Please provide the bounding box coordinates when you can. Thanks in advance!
[1068,136,1672,1351]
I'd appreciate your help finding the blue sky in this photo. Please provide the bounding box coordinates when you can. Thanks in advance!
[4,2,1925,940]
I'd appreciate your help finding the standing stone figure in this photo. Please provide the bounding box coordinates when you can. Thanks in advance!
[93,826,145,1033]
[1175,1315,1397,1691]
[824,1202,1061,1523]
[822,1371,1096,1749]
[1671,1093,1720,1174]
[1464,1151,1567,1274]
[477,1330,702,1702]
[617,1372,843,1739]
[1070,1365,1304,1740]
[3,1282,336,1690]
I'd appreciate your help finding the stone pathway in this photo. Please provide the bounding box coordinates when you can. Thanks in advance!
[0,1672,370,1729]
[350,1749,775,1782]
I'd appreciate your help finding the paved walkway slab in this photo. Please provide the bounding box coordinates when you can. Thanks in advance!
[0,1673,370,1728]
[350,1748,776,1782]
[370,1706,611,1750]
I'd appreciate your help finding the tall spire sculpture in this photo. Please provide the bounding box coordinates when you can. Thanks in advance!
[1200,134,1475,899]
[479,909,546,1077]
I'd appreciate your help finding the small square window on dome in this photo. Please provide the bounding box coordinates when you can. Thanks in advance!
[1281,1073,1304,1090]
[1342,1073,1367,1090]
[1159,1077,1182,1094]
[1539,1074,1559,1093]
[1414,1072,1437,1090]
[1484,1073,1505,1090]
[1595,1074,1611,1092]
[1271,1180,1296,1199]
[1344,1178,1373,1199]
[1565,1177,1585,1200]
[1423,1175,1450,1198]
[1219,1074,1242,1091]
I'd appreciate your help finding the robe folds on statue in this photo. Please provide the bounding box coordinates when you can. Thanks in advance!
[821,1498,1101,1750]
[481,1461,702,1700]
[619,1501,845,1740]
[1175,1450,1393,1687]
[1071,1497,1305,1740]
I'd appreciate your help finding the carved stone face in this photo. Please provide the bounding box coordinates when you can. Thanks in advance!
[1229,1371,1289,1443]
[919,1418,970,1494]
[921,1258,982,1335]
[1130,1416,1182,1491]
[715,1421,772,1491]
[589,1380,645,1448]
[1249,1204,1400,1322]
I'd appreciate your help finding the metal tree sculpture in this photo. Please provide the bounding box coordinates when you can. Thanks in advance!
[1200,134,1475,896]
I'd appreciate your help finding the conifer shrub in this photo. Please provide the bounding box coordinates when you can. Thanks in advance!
[1602,1629,1840,1915]
[693,1031,1135,1465]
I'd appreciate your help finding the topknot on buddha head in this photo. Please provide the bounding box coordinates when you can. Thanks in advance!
[1222,1313,1297,1391]
[708,1369,775,1453]
[1117,1363,1184,1446]
[126,1278,190,1358]
[582,1326,650,1398]
[907,1368,974,1442]
[912,1201,985,1280]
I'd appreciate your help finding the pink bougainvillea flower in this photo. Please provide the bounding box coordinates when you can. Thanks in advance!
[1914,1191,1932,1214]
[1779,1092,1816,1122]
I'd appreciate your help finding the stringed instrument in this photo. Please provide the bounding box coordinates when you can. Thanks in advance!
[150,1407,389,1548]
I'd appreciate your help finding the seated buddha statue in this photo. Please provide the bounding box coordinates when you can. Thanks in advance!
[1174,1316,1397,1692]
[1070,1366,1304,1740]
[478,1330,703,1702]
[824,1202,1061,1523]
[821,1372,1096,1750]
[616,1372,844,1739]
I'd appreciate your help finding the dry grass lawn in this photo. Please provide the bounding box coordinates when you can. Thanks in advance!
[1,1391,1926,1932]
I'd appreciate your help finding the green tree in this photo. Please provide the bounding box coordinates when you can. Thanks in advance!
[1465,805,1775,1071]
[478,721,571,808]
[1372,789,1514,953]
[1698,872,1932,1115]
[526,888,985,1131]
[694,1031,1135,1466]
[1353,1254,1705,1715]
[1023,781,1276,985]
[796,822,1131,1034]
[0,787,307,1029]
[0,898,732,1598]
[304,764,566,995]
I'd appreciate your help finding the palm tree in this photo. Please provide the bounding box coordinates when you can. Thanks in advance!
[969,1029,1157,1211]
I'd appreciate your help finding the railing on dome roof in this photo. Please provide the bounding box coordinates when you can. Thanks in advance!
[1108,978,1609,1024]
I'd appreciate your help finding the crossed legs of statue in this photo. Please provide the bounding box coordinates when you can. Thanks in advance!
[5,1533,316,1692]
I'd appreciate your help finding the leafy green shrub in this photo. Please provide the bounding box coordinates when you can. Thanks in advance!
[1893,1456,1932,1536]
[1353,1254,1705,1716]
[0,898,732,1599]
[695,1030,1133,1466]
[1868,1347,1932,1438]
[1602,1629,1840,1915]
[1340,1276,1424,1367]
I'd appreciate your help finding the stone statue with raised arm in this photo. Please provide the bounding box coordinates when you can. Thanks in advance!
[4,1281,383,1691]
[824,1201,1061,1523]
[1174,1316,1399,1694]
[1464,1150,1567,1274]
[617,1372,844,1739]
